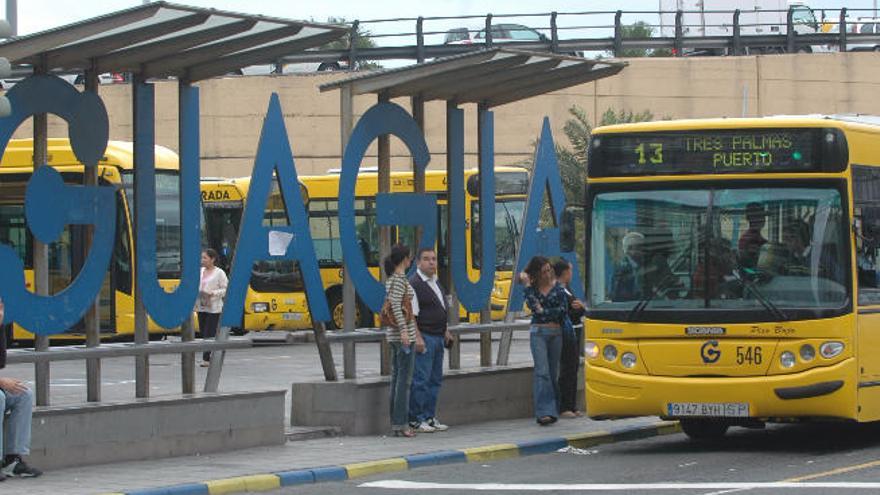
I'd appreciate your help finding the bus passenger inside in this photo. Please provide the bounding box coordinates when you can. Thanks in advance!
[611,231,674,302]
[738,202,768,269]
[757,220,811,277]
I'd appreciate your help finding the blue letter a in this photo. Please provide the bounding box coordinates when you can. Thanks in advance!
[221,94,330,327]
[507,118,584,311]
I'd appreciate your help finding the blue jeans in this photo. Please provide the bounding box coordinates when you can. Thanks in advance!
[1,388,33,456]
[530,326,562,419]
[409,333,445,424]
[389,342,415,429]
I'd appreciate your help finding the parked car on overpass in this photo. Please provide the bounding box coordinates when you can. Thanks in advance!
[444,23,583,57]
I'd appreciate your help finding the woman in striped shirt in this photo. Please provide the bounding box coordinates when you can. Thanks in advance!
[383,244,418,437]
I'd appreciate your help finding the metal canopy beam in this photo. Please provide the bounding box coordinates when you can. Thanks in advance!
[485,65,624,108]
[42,12,211,68]
[385,53,530,99]
[423,58,563,103]
[95,19,257,73]
[141,24,304,78]
[7,4,160,63]
[456,61,613,106]
[323,50,499,96]
[183,29,344,82]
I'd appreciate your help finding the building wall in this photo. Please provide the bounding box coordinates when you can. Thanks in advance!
[11,52,880,178]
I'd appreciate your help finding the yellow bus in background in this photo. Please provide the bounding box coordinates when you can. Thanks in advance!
[581,116,880,439]
[200,177,312,332]
[303,166,529,329]
[0,139,183,344]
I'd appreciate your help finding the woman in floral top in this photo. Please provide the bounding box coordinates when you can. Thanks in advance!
[522,256,570,425]
[382,244,418,437]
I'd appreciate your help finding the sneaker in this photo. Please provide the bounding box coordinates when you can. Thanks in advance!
[1,457,42,478]
[426,417,448,431]
[414,421,436,433]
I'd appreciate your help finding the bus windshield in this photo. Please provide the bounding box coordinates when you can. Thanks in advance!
[122,172,182,279]
[472,199,525,271]
[589,184,849,321]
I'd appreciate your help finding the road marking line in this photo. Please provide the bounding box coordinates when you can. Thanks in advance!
[359,480,880,490]
[783,458,880,482]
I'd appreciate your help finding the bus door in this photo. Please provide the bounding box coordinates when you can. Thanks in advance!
[203,201,242,273]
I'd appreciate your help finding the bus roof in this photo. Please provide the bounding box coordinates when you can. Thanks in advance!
[592,115,880,135]
[0,138,180,171]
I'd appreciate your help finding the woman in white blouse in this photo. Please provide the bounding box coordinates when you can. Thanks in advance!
[196,248,228,367]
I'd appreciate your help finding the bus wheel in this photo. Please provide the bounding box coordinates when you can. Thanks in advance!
[680,419,730,440]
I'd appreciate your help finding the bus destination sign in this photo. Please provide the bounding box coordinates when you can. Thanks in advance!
[588,128,847,178]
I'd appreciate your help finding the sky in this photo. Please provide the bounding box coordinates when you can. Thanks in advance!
[13,0,880,42]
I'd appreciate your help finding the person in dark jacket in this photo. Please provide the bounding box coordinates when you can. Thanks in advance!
[408,247,452,433]
[554,259,585,418]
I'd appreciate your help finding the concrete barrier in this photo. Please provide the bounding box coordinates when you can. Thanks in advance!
[291,365,584,435]
[29,390,286,470]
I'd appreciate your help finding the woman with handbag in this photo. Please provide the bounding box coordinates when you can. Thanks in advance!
[522,256,571,426]
[382,244,418,438]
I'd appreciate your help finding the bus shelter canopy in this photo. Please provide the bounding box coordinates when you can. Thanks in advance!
[0,1,348,82]
[319,48,626,108]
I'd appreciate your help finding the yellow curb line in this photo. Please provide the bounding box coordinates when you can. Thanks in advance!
[345,457,409,479]
[206,474,281,494]
[461,443,520,462]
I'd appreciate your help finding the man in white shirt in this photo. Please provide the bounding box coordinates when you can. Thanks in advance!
[408,248,452,433]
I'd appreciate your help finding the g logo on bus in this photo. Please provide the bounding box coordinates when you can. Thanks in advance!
[701,340,721,364]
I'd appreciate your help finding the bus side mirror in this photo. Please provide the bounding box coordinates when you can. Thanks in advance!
[560,208,576,252]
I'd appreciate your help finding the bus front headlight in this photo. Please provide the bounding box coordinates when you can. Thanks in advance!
[820,341,844,359]
[584,341,599,359]
[252,302,269,313]
[780,351,796,368]
[620,352,637,369]
[799,344,816,362]
[603,345,618,362]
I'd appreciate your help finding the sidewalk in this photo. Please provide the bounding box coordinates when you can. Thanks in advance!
[22,416,677,495]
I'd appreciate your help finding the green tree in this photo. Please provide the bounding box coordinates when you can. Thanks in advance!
[322,17,382,70]
[611,21,673,58]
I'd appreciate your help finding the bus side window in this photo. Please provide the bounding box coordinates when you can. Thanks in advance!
[854,166,880,305]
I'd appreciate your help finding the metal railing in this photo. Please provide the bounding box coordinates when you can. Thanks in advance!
[323,320,532,380]
[273,7,880,67]
[7,332,252,405]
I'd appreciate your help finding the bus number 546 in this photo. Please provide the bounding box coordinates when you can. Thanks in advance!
[736,346,762,365]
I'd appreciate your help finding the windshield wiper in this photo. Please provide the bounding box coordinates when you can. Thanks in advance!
[731,266,788,321]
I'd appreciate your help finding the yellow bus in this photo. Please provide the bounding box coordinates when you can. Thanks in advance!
[200,177,312,332]
[0,138,183,343]
[581,116,873,439]
[304,166,528,329]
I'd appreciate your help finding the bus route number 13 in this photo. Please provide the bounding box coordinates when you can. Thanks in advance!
[634,143,664,165]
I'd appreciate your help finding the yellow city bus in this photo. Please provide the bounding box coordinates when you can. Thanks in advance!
[200,177,312,332]
[581,116,880,439]
[304,166,528,329]
[0,138,183,343]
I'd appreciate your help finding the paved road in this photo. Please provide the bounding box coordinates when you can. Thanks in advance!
[276,422,880,494]
[4,334,534,419]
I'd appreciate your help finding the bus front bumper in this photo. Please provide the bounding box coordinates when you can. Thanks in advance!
[586,358,857,421]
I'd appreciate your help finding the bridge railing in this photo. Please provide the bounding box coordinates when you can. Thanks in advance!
[275,7,880,67]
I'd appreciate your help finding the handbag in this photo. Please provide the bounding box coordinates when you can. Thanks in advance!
[380,294,413,328]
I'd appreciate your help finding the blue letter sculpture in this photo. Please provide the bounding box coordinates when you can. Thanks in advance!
[221,94,330,327]
[447,106,495,312]
[507,118,584,312]
[0,75,115,335]
[133,82,201,328]
[339,102,434,312]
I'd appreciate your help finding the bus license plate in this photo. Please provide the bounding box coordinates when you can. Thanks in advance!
[282,313,301,321]
[667,402,749,418]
